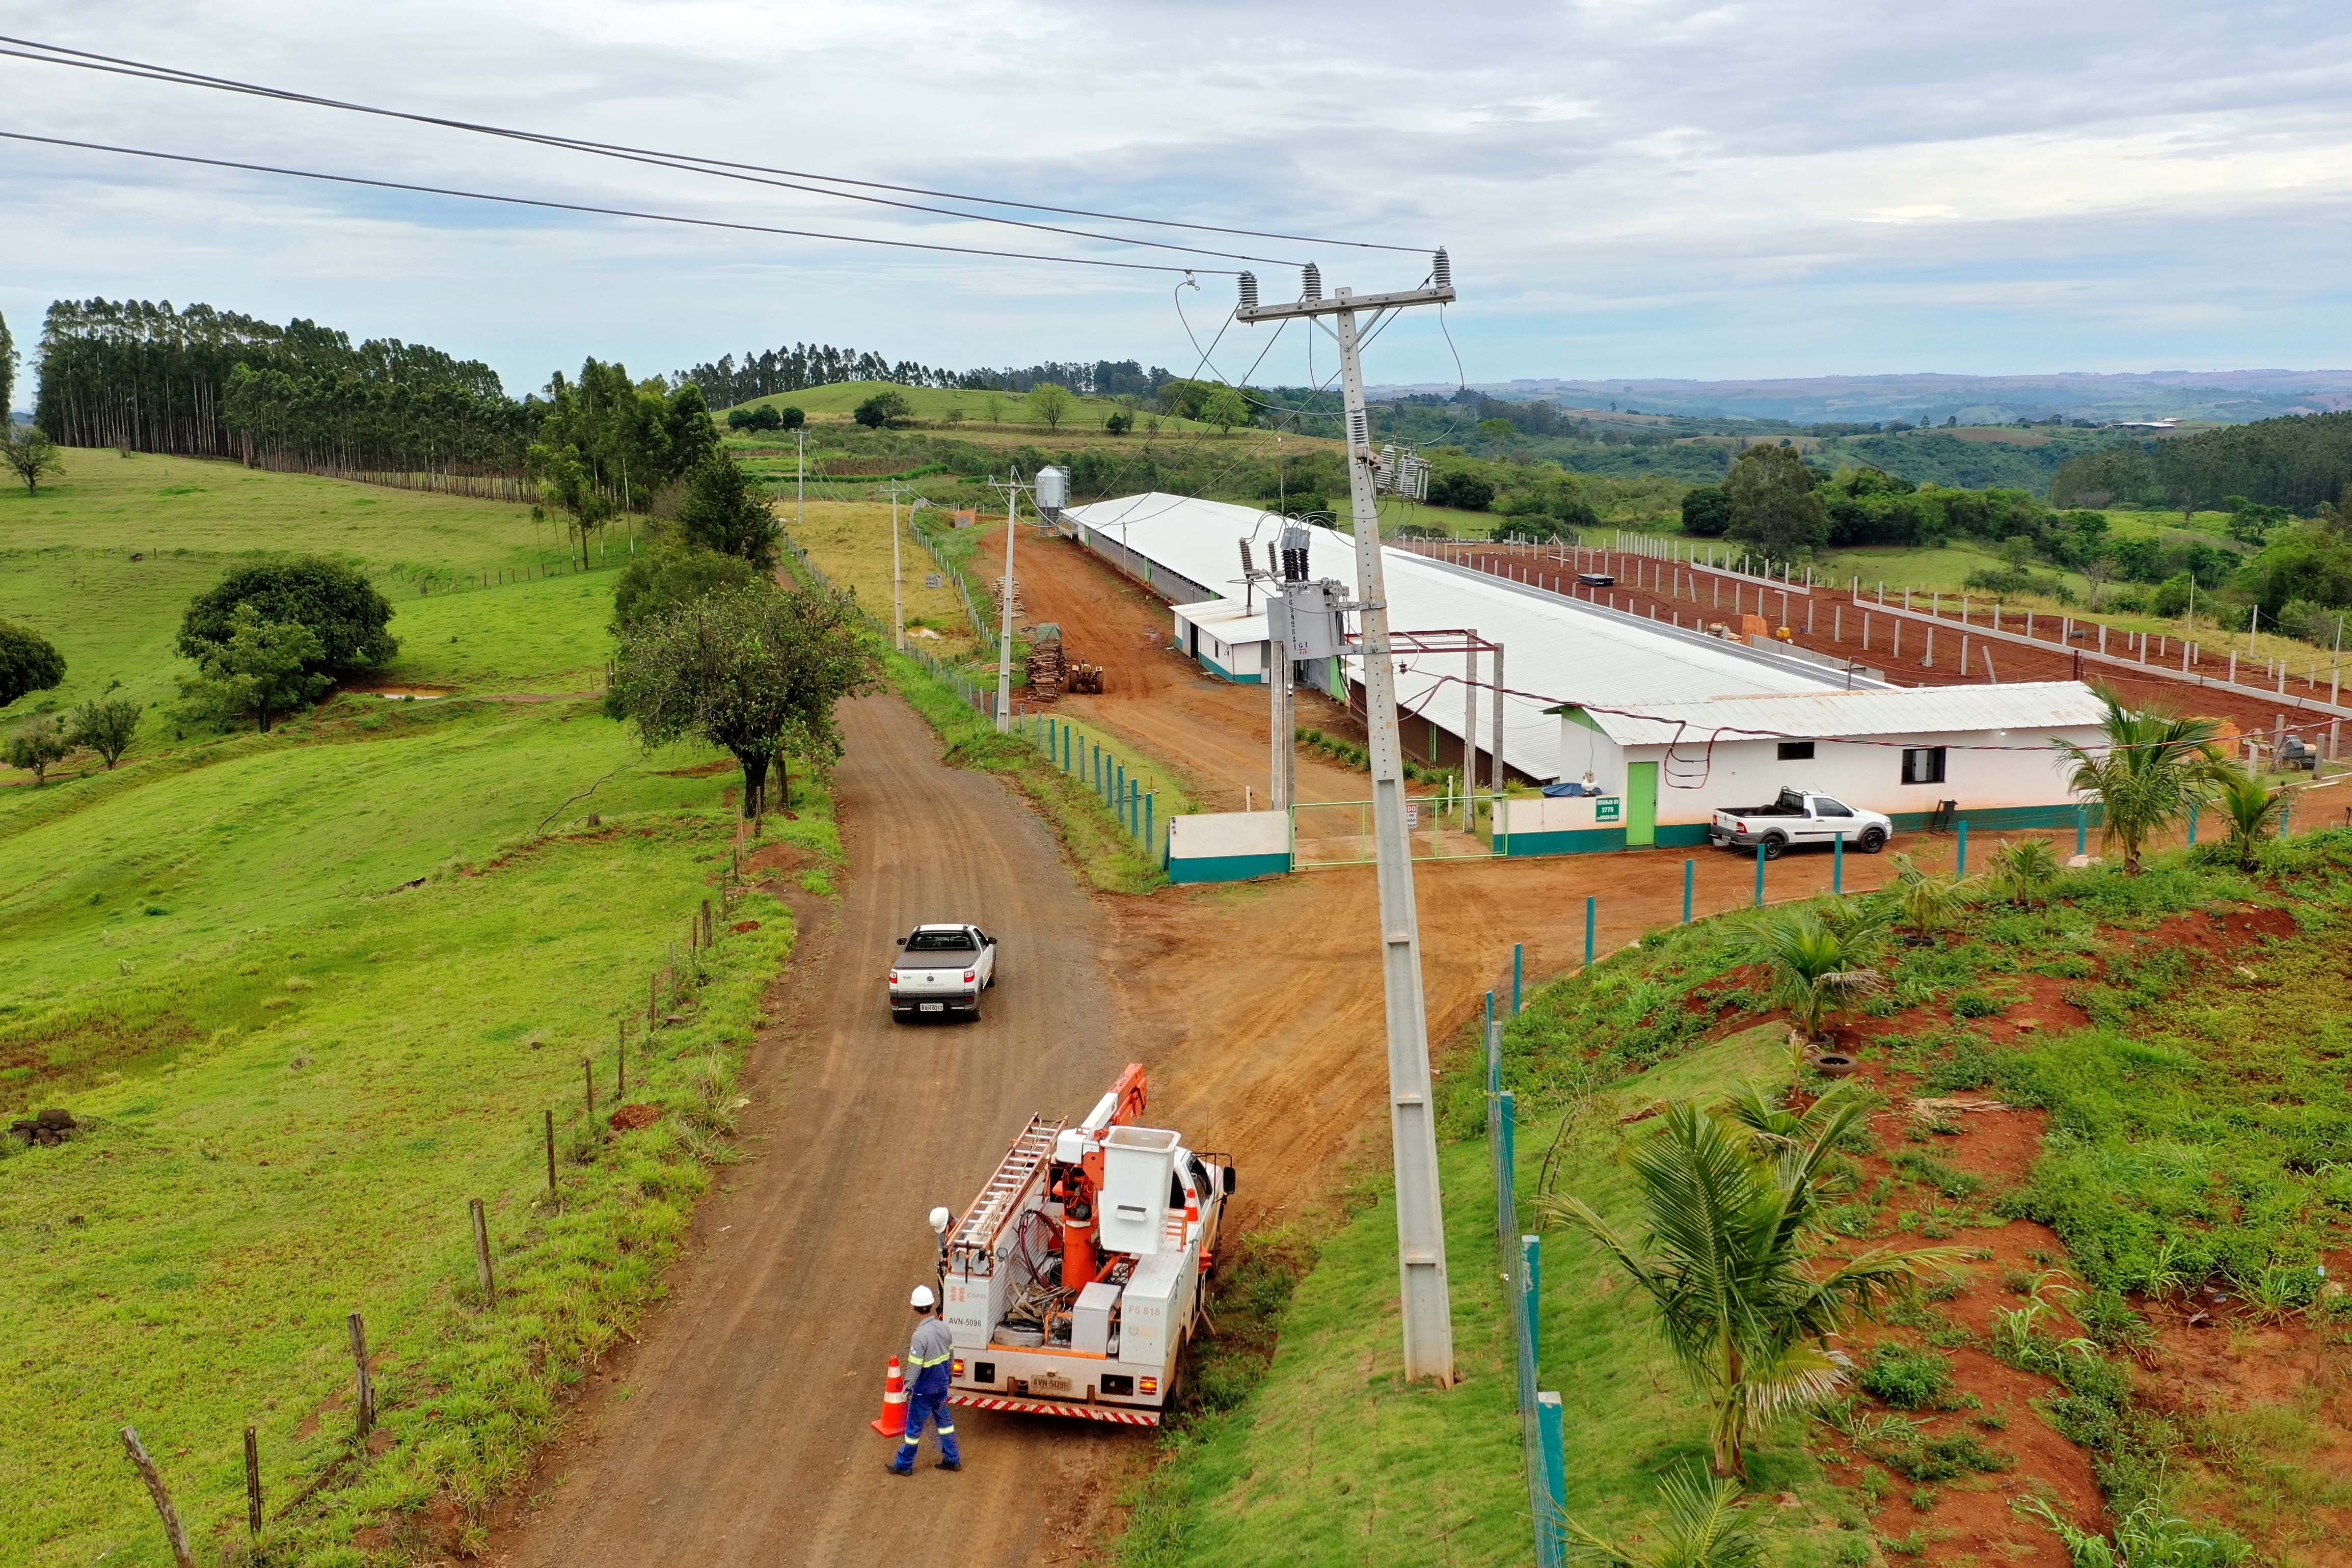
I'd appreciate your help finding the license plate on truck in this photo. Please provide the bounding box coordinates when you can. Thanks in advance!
[920,1003,944,1012]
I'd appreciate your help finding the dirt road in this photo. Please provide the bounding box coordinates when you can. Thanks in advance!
[492,696,1124,1567]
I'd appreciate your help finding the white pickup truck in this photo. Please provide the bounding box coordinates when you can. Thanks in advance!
[1710,788,1891,859]
[889,924,998,1020]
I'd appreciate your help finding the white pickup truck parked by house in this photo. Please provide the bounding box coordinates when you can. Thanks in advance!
[1710,788,1891,858]
[889,924,997,1019]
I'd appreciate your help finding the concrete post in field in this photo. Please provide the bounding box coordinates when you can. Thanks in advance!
[1536,1392,1568,1565]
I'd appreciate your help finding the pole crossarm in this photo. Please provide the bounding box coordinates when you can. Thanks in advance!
[1238,283,1456,321]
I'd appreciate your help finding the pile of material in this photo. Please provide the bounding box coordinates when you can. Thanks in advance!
[10,1108,78,1147]
[1026,632,1066,702]
[991,575,1026,619]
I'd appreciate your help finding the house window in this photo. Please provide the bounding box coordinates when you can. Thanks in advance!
[1776,741,1815,761]
[1901,746,1947,785]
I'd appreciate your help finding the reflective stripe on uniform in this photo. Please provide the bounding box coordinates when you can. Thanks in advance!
[936,1424,955,1435]
[906,1353,950,1368]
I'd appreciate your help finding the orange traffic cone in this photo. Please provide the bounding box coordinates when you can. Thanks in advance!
[871,1356,908,1436]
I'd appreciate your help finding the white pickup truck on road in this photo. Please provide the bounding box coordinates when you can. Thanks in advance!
[1710,788,1891,859]
[889,924,998,1020]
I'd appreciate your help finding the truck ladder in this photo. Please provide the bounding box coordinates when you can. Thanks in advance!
[952,1116,1064,1256]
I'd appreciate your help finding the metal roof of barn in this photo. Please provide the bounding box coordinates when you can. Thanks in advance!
[1059,493,1852,778]
[1559,682,2110,747]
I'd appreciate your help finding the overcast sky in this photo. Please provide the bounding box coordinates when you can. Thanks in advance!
[5,1,2349,398]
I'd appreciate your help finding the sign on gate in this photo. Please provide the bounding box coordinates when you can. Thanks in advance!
[1404,804,1421,829]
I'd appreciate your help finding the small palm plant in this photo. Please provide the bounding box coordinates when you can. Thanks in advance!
[2056,683,2227,874]
[1888,852,1977,941]
[1563,1465,1762,1568]
[1546,1087,1957,1478]
[2208,765,2288,872]
[1985,836,2063,906]
[1749,907,1888,1060]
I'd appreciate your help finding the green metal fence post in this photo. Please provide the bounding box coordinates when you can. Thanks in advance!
[2188,804,2198,846]
[1833,830,1844,894]
[1754,843,1766,906]
[2281,799,2292,840]
[1520,1233,1543,1366]
[1497,1088,1517,1241]
[1536,1392,1567,1567]
[1484,992,1498,1096]
[1683,857,1694,924]
[1145,792,1154,851]
[1117,761,1127,810]
[1512,943,1524,1014]
[1957,819,1969,877]
[1584,896,1595,965]
[2075,805,2087,857]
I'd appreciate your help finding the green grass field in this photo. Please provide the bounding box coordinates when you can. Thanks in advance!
[725,380,1222,437]
[0,452,839,1565]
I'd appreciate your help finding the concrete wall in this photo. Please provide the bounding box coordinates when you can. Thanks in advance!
[1165,809,1292,883]
[1495,794,1629,856]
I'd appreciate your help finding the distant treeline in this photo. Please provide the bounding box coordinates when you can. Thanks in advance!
[2051,412,2352,515]
[35,298,529,474]
[672,343,1180,408]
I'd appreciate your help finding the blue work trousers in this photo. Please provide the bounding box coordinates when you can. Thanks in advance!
[890,1386,961,1470]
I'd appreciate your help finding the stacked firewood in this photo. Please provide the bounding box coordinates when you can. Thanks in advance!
[1026,637,1066,702]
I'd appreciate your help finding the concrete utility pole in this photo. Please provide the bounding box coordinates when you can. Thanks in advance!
[1267,543,1297,813]
[884,480,909,651]
[796,427,806,537]
[989,473,1024,732]
[1239,259,1458,1384]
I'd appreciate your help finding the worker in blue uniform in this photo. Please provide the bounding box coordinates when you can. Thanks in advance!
[887,1284,962,1474]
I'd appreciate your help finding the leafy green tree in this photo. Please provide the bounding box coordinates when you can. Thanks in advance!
[1748,906,1889,1056]
[0,621,66,707]
[611,537,761,633]
[611,583,881,817]
[1723,445,1828,557]
[6,714,72,783]
[3,423,64,495]
[853,390,912,429]
[1546,1088,1954,1477]
[2209,766,2287,871]
[184,604,332,732]
[527,440,618,567]
[70,693,141,768]
[1026,382,1076,432]
[776,404,805,430]
[726,405,786,432]
[0,306,14,417]
[674,452,778,572]
[2057,684,2228,874]
[177,559,397,674]
[1202,386,1251,435]
[1102,411,1130,436]
[1681,484,1733,537]
[1564,1466,1762,1568]
[1427,470,1496,510]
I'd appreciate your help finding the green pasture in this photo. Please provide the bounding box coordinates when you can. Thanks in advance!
[727,380,1219,436]
[374,570,623,693]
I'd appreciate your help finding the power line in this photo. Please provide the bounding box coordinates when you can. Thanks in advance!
[0,130,1235,276]
[0,35,1429,257]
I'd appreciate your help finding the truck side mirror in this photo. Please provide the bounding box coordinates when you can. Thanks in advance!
[895,936,907,947]
[1223,1166,1238,1196]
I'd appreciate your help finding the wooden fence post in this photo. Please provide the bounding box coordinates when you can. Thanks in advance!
[119,1426,197,1568]
[648,971,659,1032]
[244,1423,263,1537]
[346,1312,376,1440]
[544,1110,556,1198]
[616,1020,626,1098]
[583,1057,594,1121]
[470,1198,496,1305]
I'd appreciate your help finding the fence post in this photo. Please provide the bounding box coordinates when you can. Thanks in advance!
[1496,1089,1518,1285]
[347,1311,376,1440]
[2076,806,2088,857]
[1957,820,1969,877]
[1754,843,1766,906]
[119,1427,198,1568]
[244,1424,262,1538]
[1536,1392,1568,1567]
[1512,942,1524,1014]
[2188,804,2199,846]
[1145,792,1155,851]
[470,1197,496,1304]
[1520,1233,1543,1367]
[1484,992,1500,1097]
[1833,829,1844,894]
[1683,857,1694,924]
[1584,896,1596,965]
[544,1110,556,1199]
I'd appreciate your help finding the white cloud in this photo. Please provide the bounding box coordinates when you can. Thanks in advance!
[2,0,2349,389]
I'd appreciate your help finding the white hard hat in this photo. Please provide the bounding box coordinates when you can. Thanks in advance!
[910,1285,937,1309]
[929,1206,953,1235]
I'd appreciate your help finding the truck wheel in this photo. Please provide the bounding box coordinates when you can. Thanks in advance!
[1857,827,1887,854]
[1761,834,1787,860]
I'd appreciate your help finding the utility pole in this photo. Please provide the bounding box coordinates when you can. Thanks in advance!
[988,472,1025,732]
[1239,256,1457,1384]
[884,480,908,651]
[796,427,806,538]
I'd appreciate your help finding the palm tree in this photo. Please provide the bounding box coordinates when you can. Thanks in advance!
[1546,1089,1957,1477]
[1564,1465,1762,1568]
[2056,683,2227,874]
[1888,852,1977,940]
[2209,764,2288,871]
[1747,908,1887,1058]
[1984,836,2063,907]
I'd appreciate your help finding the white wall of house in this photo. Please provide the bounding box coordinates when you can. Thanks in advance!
[1624,728,2103,825]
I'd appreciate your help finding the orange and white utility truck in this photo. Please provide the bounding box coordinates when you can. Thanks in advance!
[931,1064,1232,1426]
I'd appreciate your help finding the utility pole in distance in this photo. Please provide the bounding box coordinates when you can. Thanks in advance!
[1239,254,1458,1384]
[987,472,1026,732]
[884,480,910,651]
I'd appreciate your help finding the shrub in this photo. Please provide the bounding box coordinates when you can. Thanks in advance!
[0,619,67,707]
[70,693,141,768]
[5,712,73,782]
[1427,470,1495,510]
[1859,1344,1956,1410]
[177,557,397,674]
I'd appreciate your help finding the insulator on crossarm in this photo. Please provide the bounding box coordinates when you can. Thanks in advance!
[1349,409,1369,448]
[1237,271,1258,311]
[1431,248,1451,291]
[1239,538,1254,577]
[1301,263,1322,303]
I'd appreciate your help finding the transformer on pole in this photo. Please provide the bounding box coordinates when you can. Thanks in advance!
[1237,254,1459,1384]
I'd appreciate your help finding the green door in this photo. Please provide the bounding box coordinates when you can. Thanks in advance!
[1625,761,1659,847]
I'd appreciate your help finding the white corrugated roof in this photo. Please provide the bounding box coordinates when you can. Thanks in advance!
[1059,493,1851,778]
[1171,598,1270,640]
[1571,682,2110,747]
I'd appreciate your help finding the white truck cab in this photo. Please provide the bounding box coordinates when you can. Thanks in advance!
[1711,787,1891,859]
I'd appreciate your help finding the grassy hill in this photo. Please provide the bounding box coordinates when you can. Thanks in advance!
[727,380,1224,438]
[0,450,829,1565]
